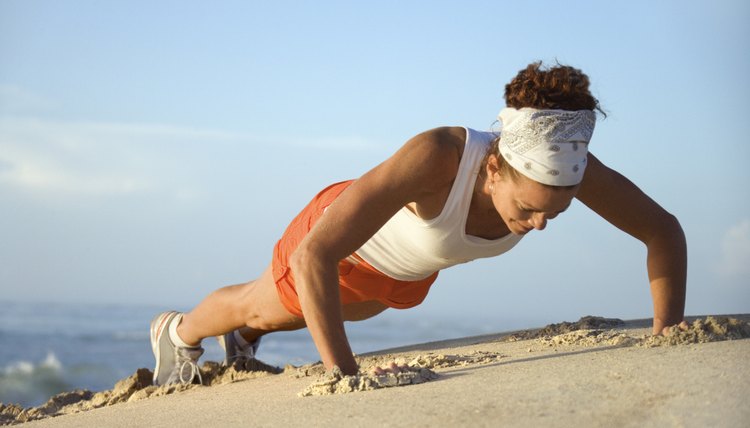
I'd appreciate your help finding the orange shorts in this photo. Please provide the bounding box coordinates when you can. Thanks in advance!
[272,180,439,318]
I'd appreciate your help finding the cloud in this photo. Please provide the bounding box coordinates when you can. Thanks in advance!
[0,115,382,200]
[0,117,206,198]
[0,84,382,201]
[0,85,58,114]
[283,135,380,151]
[716,219,750,277]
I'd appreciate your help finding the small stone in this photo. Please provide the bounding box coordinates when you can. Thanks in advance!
[90,391,111,408]
[36,389,94,415]
[127,386,157,402]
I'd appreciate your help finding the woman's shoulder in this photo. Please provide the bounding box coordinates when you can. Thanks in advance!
[415,126,496,153]
[407,126,467,164]
[374,127,465,198]
[386,127,466,214]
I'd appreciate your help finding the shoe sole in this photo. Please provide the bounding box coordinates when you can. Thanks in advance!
[150,311,179,385]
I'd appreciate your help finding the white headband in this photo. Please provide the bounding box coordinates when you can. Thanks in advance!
[498,107,596,186]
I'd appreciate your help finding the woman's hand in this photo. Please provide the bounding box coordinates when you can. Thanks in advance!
[369,361,411,376]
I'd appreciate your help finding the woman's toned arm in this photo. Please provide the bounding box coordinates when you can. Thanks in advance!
[576,154,688,335]
[289,127,463,374]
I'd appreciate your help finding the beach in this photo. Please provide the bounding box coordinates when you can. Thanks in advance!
[3,315,749,427]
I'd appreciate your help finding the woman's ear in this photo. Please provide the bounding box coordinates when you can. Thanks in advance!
[486,153,501,180]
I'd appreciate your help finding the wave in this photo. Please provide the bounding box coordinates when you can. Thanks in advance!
[0,353,72,408]
[0,353,120,408]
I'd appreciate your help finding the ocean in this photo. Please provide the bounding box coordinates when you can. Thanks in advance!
[0,300,506,408]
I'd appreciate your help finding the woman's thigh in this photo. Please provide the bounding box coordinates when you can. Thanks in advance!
[246,263,387,330]
[242,263,307,332]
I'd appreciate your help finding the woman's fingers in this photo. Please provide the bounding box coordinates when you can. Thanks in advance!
[660,320,690,336]
[370,361,410,375]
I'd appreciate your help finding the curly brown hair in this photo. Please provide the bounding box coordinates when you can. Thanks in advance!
[486,61,604,184]
[504,61,604,114]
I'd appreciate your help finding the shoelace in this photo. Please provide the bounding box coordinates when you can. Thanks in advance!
[174,347,204,385]
[178,359,203,384]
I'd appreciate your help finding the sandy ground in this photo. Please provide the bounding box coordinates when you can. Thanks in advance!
[5,314,750,427]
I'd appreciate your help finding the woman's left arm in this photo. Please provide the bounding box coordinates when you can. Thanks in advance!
[576,153,687,335]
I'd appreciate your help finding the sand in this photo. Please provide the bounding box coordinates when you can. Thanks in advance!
[2,314,749,427]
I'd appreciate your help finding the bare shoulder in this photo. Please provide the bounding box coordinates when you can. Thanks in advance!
[398,126,465,173]
[413,125,467,153]
[380,126,465,195]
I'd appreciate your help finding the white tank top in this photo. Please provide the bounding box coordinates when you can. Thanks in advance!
[353,127,524,281]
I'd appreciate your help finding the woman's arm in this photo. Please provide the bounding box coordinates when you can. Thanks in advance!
[576,154,687,335]
[289,127,463,374]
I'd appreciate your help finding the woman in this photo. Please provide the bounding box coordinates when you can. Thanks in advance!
[150,62,687,385]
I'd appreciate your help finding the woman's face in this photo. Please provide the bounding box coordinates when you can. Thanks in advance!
[490,167,579,236]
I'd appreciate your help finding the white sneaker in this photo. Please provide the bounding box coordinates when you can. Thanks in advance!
[149,311,204,385]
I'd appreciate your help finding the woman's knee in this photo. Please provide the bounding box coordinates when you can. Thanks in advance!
[238,267,306,332]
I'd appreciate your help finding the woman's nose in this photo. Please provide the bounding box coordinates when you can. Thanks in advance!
[529,213,547,230]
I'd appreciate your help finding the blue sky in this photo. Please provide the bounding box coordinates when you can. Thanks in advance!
[1,1,748,329]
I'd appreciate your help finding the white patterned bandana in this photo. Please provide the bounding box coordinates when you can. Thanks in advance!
[498,107,596,186]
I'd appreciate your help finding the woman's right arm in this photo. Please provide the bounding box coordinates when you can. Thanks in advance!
[289,127,463,374]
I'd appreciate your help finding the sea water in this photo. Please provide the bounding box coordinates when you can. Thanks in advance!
[0,300,505,408]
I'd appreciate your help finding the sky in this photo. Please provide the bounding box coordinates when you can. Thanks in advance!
[1,0,748,330]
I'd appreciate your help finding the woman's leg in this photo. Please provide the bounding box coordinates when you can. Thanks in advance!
[176,265,391,347]
[176,263,306,346]
[227,300,388,348]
